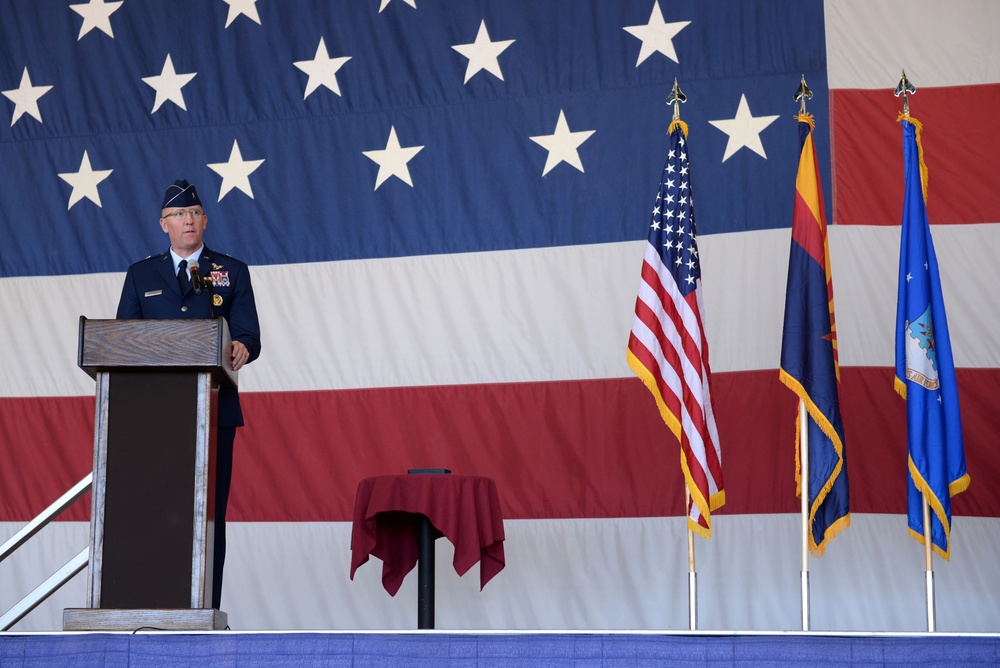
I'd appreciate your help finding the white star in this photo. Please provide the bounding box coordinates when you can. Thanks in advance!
[906,272,913,282]
[207,140,265,201]
[58,151,113,209]
[2,68,53,126]
[451,20,515,84]
[294,37,352,99]
[223,0,261,28]
[362,126,425,190]
[141,55,197,113]
[69,0,123,40]
[708,94,779,162]
[623,0,690,66]
[529,110,595,176]
[378,0,416,12]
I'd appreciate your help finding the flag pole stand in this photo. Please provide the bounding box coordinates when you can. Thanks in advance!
[923,496,936,631]
[798,399,810,631]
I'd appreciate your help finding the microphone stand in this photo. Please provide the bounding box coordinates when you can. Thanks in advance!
[204,279,216,319]
[193,271,216,319]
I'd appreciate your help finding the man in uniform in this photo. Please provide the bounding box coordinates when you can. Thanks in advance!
[116,179,261,610]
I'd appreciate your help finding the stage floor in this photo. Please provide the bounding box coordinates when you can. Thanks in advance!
[1,630,998,667]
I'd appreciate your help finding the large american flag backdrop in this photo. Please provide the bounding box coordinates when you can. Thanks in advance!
[2,0,998,631]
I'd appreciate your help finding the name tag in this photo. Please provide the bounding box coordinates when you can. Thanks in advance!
[144,289,163,297]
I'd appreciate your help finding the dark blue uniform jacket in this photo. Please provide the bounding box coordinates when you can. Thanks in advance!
[116,246,261,427]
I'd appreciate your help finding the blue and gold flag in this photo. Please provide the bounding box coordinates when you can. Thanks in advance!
[779,114,849,556]
[895,116,970,560]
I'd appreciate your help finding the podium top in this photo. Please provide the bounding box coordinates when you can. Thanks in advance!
[78,317,238,388]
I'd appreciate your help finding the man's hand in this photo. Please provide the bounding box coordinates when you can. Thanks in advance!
[231,341,251,371]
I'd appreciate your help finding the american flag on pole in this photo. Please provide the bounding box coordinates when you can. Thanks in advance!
[627,119,724,538]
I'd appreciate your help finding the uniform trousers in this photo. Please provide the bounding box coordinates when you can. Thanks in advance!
[214,426,237,610]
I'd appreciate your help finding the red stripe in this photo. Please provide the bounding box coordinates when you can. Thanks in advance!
[686,290,723,485]
[633,293,700,444]
[637,262,713,460]
[635,263,717,510]
[627,331,683,425]
[831,84,1000,227]
[640,259,705,376]
[3,368,998,522]
[792,190,825,266]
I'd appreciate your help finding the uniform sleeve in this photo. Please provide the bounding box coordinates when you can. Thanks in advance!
[227,262,262,363]
[116,267,142,319]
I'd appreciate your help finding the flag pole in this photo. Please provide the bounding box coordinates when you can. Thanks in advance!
[667,77,698,632]
[894,69,915,119]
[793,75,813,633]
[923,496,936,631]
[687,490,697,630]
[895,68,935,632]
[798,399,810,631]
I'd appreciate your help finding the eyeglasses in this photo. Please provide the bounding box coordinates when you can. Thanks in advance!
[163,208,205,220]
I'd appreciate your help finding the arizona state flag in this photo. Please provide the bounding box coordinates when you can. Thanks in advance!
[779,114,850,556]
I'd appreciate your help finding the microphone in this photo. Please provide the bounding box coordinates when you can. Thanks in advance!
[189,259,204,296]
[189,262,221,318]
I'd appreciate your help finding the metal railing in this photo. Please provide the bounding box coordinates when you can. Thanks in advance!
[0,474,92,631]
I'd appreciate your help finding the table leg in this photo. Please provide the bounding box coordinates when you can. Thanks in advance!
[417,514,435,629]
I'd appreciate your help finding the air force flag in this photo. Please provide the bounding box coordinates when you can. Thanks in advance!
[895,117,969,560]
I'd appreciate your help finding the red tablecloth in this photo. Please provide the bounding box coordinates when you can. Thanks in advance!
[349,474,506,596]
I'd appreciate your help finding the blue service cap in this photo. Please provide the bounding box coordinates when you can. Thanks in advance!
[161,179,202,209]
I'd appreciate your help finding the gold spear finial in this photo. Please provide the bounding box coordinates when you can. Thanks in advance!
[894,69,916,117]
[794,74,813,116]
[666,77,687,122]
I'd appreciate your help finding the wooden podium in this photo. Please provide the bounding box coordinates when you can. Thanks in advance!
[63,317,237,631]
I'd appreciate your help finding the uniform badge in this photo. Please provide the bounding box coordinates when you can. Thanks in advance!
[210,271,230,287]
[213,294,223,307]
[212,262,223,270]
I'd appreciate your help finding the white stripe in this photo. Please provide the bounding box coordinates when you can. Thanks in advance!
[1,226,997,399]
[644,241,706,363]
[826,0,1000,89]
[632,253,721,516]
[695,283,723,496]
[5,515,999,632]
[628,321,714,521]
[631,276,711,477]
[634,249,707,408]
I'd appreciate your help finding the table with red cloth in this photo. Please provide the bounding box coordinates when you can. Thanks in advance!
[349,474,506,597]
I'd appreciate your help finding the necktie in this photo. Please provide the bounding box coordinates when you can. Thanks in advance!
[177,259,190,294]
